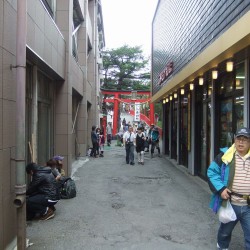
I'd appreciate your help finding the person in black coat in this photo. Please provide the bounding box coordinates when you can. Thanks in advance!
[136,127,146,165]
[90,125,98,157]
[26,163,60,221]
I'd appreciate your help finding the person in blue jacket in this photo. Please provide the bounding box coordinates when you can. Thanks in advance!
[207,127,250,250]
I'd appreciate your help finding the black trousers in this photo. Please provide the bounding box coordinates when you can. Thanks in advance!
[26,194,57,219]
[151,140,160,154]
[107,134,112,145]
[125,143,135,164]
[90,141,98,157]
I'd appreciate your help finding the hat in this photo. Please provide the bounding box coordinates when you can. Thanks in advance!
[53,155,64,161]
[235,127,250,138]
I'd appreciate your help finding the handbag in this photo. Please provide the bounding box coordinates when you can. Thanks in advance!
[218,200,237,223]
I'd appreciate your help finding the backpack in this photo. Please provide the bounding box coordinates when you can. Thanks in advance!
[60,177,77,199]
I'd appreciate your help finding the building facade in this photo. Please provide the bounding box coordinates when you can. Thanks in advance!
[0,0,105,249]
[151,1,250,178]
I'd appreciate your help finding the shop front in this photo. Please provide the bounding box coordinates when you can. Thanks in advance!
[151,1,250,177]
[158,50,249,179]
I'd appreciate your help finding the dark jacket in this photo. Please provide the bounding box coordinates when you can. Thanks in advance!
[26,166,60,201]
[91,131,98,143]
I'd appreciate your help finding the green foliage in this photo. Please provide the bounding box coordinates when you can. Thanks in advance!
[154,103,163,127]
[101,45,150,90]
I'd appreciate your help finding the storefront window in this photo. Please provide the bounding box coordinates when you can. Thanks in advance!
[171,100,178,160]
[200,102,211,177]
[180,93,188,167]
[219,72,234,94]
[235,62,245,90]
[235,95,244,130]
[208,82,212,97]
[220,99,233,147]
[219,61,245,148]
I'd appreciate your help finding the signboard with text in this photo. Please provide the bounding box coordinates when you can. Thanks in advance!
[158,62,174,85]
[134,103,140,121]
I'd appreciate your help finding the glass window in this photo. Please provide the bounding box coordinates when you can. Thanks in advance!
[72,23,78,61]
[171,100,178,160]
[235,95,244,130]
[220,99,233,148]
[219,72,234,94]
[42,0,56,19]
[235,62,245,90]
[200,102,211,177]
[37,72,54,164]
[180,93,188,167]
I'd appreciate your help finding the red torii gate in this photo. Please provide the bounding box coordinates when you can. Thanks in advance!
[101,89,155,136]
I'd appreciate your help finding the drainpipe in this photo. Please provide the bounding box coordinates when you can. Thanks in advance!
[13,0,27,249]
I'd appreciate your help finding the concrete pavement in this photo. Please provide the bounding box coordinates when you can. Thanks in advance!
[26,142,244,250]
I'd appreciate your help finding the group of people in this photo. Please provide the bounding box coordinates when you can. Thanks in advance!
[123,123,160,165]
[26,124,250,249]
[90,125,105,158]
[26,155,65,221]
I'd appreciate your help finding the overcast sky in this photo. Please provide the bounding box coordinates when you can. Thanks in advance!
[101,0,158,57]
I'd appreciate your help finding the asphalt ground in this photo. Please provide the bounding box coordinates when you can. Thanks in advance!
[26,141,244,250]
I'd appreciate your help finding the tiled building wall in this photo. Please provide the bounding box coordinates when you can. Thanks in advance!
[27,0,66,78]
[152,0,250,95]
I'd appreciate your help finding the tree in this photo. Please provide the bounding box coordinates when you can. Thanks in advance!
[101,45,150,90]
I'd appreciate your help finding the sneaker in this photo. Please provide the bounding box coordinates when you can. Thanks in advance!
[130,162,135,165]
[217,243,228,250]
[50,205,56,211]
[141,162,144,165]
[40,208,55,221]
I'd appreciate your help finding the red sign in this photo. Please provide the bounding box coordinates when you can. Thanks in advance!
[158,62,174,85]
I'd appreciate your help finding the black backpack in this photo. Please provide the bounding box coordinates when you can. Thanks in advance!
[60,177,77,199]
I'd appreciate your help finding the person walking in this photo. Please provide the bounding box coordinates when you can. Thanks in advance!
[150,126,161,158]
[147,124,155,152]
[136,127,146,165]
[96,127,101,156]
[123,126,136,165]
[106,122,112,146]
[207,127,250,250]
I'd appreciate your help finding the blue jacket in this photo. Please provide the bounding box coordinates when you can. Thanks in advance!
[207,145,236,213]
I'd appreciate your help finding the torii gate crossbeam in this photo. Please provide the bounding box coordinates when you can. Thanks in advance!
[101,89,155,136]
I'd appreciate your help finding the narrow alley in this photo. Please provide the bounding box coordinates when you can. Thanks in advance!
[26,143,244,250]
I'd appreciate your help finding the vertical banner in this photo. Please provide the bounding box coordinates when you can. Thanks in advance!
[134,103,140,121]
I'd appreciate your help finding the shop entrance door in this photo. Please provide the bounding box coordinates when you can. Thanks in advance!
[180,95,188,167]
[219,96,244,149]
[200,101,211,177]
[164,104,170,155]
[170,100,177,160]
